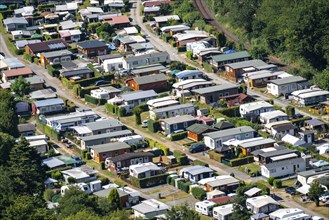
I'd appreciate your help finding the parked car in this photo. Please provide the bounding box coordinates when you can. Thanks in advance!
[320,192,329,202]
[285,186,296,195]
[189,142,207,153]
[71,155,84,165]
[293,113,304,119]
[142,120,148,128]
[95,80,110,86]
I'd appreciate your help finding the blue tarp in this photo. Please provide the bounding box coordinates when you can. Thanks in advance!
[223,49,236,54]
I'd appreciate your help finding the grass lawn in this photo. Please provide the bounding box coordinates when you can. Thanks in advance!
[143,185,173,195]
[158,190,191,203]
[282,178,297,188]
[292,196,329,218]
[238,163,261,173]
[200,215,213,220]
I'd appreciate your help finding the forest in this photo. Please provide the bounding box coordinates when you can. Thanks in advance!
[205,0,329,90]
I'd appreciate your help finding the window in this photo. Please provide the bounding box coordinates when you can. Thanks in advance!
[282,167,284,170]
[184,122,188,127]
[173,124,178,130]
[245,133,249,137]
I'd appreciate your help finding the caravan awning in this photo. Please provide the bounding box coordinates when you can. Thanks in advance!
[297,185,310,195]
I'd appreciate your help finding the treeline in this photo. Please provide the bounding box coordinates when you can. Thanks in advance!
[205,0,329,90]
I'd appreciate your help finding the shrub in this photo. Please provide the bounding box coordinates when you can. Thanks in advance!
[177,156,189,165]
[43,189,55,202]
[166,175,172,184]
[268,176,275,186]
[148,120,160,133]
[100,161,105,170]
[177,46,186,52]
[81,150,87,159]
[79,85,99,98]
[130,173,169,188]
[67,177,76,184]
[145,137,157,148]
[134,112,141,125]
[229,156,254,167]
[117,107,126,117]
[217,106,240,117]
[73,74,114,87]
[51,171,62,180]
[193,160,209,167]
[155,143,170,156]
[47,65,59,77]
[170,131,187,141]
[177,180,190,193]
[191,187,206,201]
[186,51,193,60]
[85,94,102,105]
[209,151,223,162]
[34,57,39,64]
[291,116,312,127]
[273,179,282,188]
[23,52,33,62]
[170,177,176,186]
[85,152,91,160]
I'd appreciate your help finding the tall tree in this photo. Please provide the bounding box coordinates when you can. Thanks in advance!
[308,180,325,206]
[230,203,249,220]
[0,132,15,166]
[108,188,121,210]
[10,76,31,97]
[3,195,53,220]
[166,205,200,220]
[0,90,19,137]
[215,32,227,47]
[57,186,98,217]
[8,137,46,196]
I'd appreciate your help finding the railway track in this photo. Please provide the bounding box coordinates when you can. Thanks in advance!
[193,0,242,45]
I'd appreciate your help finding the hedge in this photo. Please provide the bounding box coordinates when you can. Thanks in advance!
[170,131,187,141]
[177,46,186,52]
[229,156,254,167]
[61,77,74,89]
[104,103,126,117]
[209,150,223,162]
[145,137,157,148]
[177,180,190,193]
[130,173,169,188]
[47,65,60,77]
[85,94,107,105]
[73,74,114,87]
[23,52,33,62]
[147,120,160,133]
[46,166,72,176]
[193,160,209,167]
[191,187,206,201]
[36,118,60,141]
[217,106,240,117]
[173,150,189,165]
[291,116,312,127]
[144,137,170,156]
[80,85,99,98]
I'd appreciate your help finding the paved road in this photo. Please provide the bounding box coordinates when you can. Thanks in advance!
[0,34,13,58]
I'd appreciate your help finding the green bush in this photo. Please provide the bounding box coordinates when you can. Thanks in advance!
[85,152,91,160]
[186,51,193,60]
[173,150,185,158]
[291,116,312,127]
[170,131,187,141]
[166,175,172,184]
[15,49,24,55]
[229,156,254,167]
[177,156,189,165]
[177,180,190,193]
[148,120,160,133]
[61,77,74,89]
[47,65,60,77]
[130,173,169,188]
[193,160,209,167]
[170,177,176,186]
[100,161,105,170]
[36,118,60,141]
[73,74,114,87]
[23,52,33,62]
[34,57,39,64]
[79,85,99,98]
[43,189,55,201]
[155,143,170,156]
[177,46,186,52]
[81,150,87,159]
[51,171,62,180]
[273,179,282,188]
[217,106,240,117]
[268,176,275,186]
[191,187,206,201]
[209,151,223,162]
[117,107,126,117]
[98,177,109,185]
[145,137,157,148]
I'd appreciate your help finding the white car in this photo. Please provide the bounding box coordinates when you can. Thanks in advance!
[319,194,329,202]
[141,120,148,128]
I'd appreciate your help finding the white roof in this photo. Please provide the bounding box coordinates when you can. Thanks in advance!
[213,204,234,216]
[70,126,92,135]
[196,200,216,207]
[291,88,322,96]
[172,79,207,88]
[207,189,225,196]
[260,110,287,120]
[160,24,190,32]
[147,96,176,106]
[198,175,239,187]
[154,15,180,23]
[240,101,274,112]
[296,185,310,195]
[24,135,47,141]
[173,31,208,41]
[271,153,299,162]
[129,35,146,43]
[298,90,329,99]
[86,6,104,13]
[317,144,329,155]
[129,162,161,174]
[124,27,138,35]
[42,157,65,168]
[152,100,179,108]
[29,140,47,147]
[244,187,261,197]
[282,134,306,146]
[132,199,169,214]
[180,165,213,176]
[246,195,279,208]
[269,208,304,219]
[223,137,266,147]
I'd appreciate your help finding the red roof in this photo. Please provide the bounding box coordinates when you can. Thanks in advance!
[143,0,172,7]
[195,115,214,123]
[208,196,233,204]
[108,16,130,25]
[3,67,33,77]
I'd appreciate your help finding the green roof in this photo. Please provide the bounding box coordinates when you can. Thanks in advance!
[31,34,42,39]
[56,155,76,165]
[186,123,212,134]
[211,51,250,62]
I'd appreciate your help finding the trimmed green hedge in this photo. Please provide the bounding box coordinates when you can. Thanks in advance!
[229,156,254,167]
[193,160,209,167]
[209,151,223,162]
[217,106,240,117]
[191,187,206,201]
[47,65,60,77]
[177,180,190,193]
[177,46,186,52]
[130,173,169,188]
[23,52,33,62]
[291,116,312,127]
[173,150,189,165]
[144,137,170,156]
[36,118,60,140]
[85,94,107,106]
[104,103,126,117]
[170,131,187,141]
[147,120,160,133]
[74,74,114,87]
